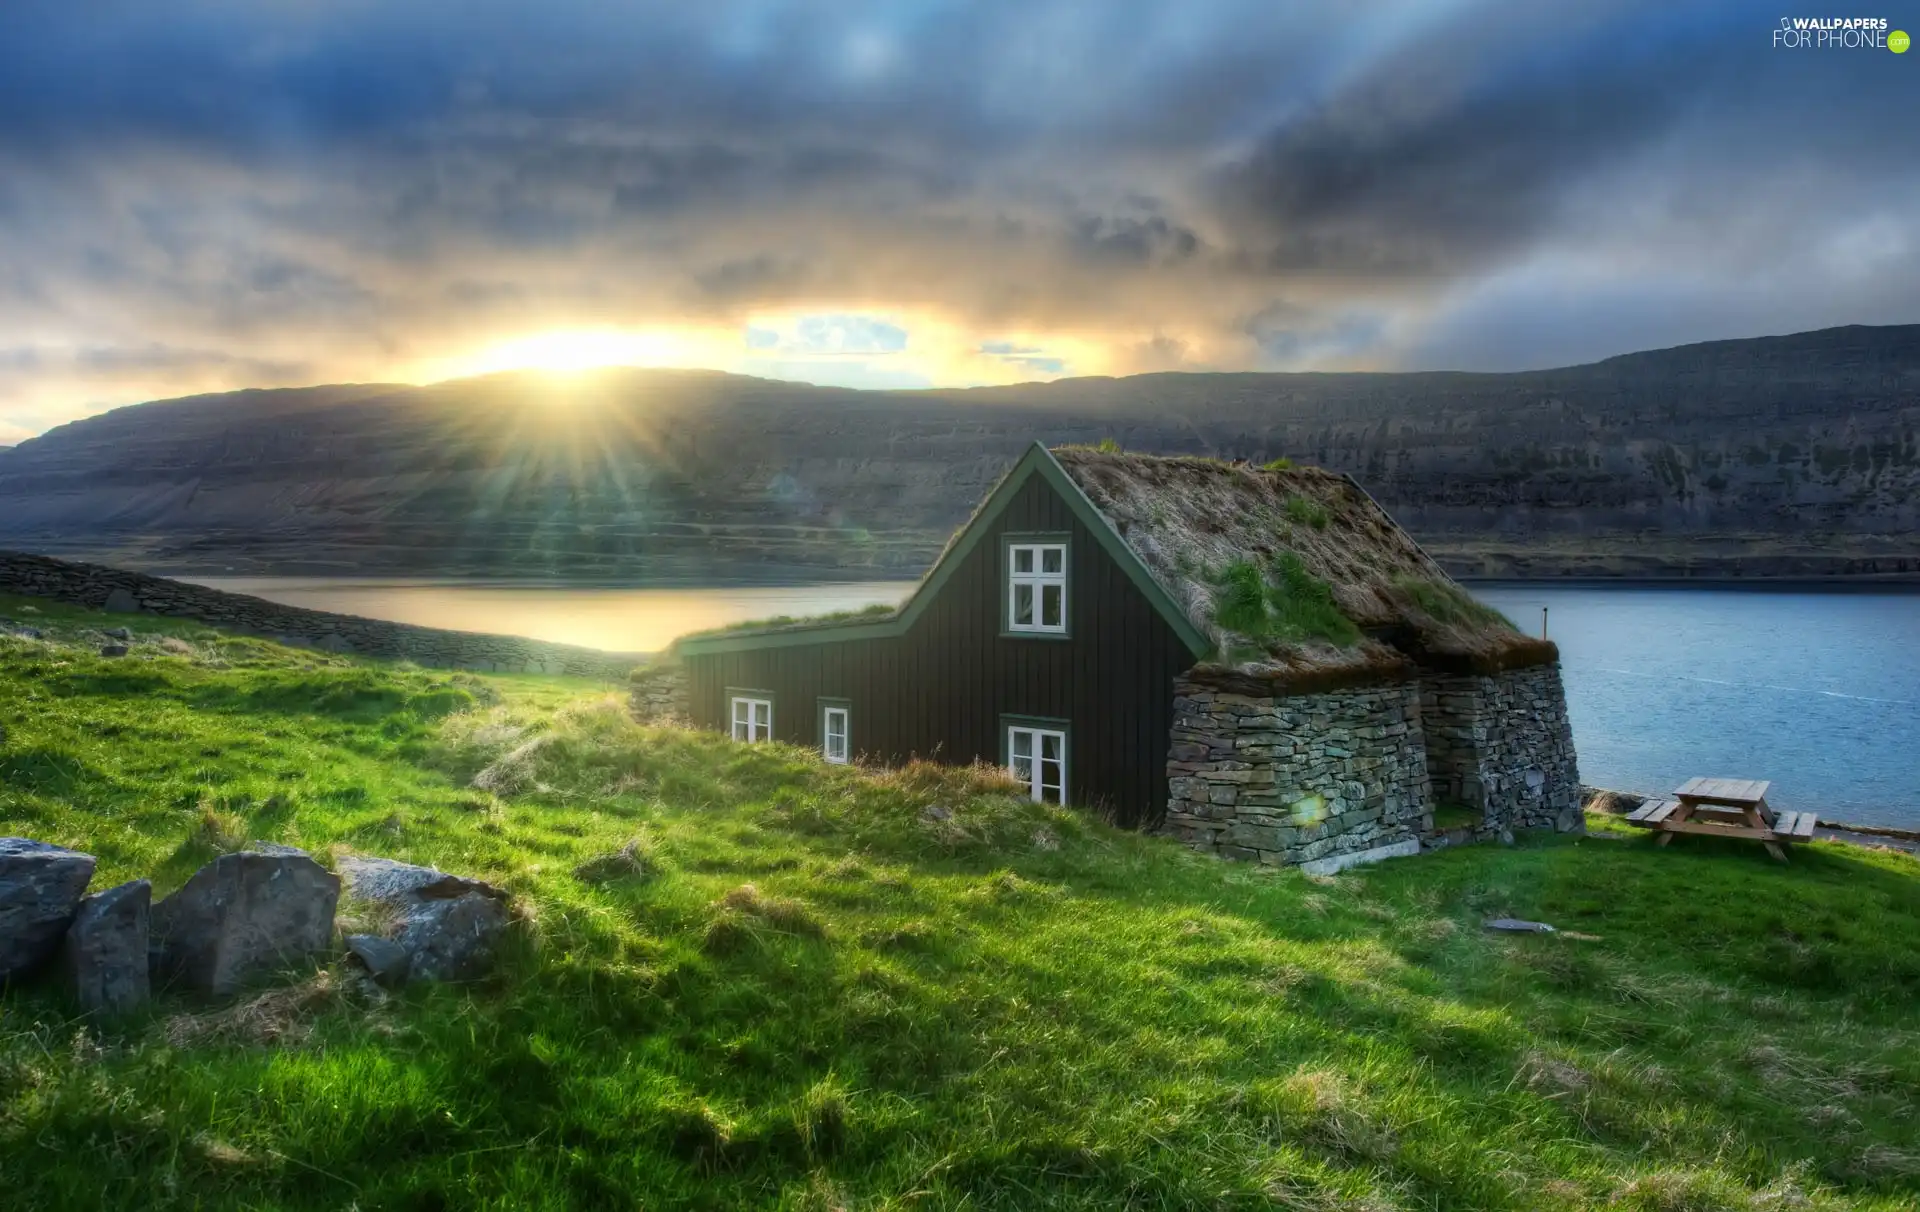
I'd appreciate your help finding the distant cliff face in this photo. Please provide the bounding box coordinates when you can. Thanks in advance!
[2,325,1917,580]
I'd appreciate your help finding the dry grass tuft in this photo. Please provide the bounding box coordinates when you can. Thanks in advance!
[470,733,553,795]
[703,883,827,953]
[574,833,657,883]
[1517,1048,1593,1100]
[874,758,1023,800]
[1850,1144,1920,1182]
[192,802,249,854]
[163,970,357,1048]
[1258,1067,1398,1162]
[190,1133,261,1168]
[963,870,1060,906]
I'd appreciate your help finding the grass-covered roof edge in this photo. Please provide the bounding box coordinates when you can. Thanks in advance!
[673,442,1214,659]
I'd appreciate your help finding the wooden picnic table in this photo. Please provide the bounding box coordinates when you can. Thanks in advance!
[1625,777,1817,861]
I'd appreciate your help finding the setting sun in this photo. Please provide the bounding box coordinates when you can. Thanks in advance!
[453,327,726,378]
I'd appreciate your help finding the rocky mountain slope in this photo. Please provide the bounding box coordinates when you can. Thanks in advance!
[2,325,1916,581]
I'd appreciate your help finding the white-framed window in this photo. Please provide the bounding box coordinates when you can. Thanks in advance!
[821,705,850,764]
[1008,541,1067,633]
[730,695,772,742]
[1007,724,1067,804]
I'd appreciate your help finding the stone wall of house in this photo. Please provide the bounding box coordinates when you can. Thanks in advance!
[1162,680,1433,869]
[0,550,642,680]
[628,662,690,724]
[1419,665,1583,841]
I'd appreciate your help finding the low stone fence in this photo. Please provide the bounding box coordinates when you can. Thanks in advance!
[629,661,690,724]
[0,550,642,680]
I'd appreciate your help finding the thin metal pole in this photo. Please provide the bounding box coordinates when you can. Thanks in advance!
[1541,606,1549,640]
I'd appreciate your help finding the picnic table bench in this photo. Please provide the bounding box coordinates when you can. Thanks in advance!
[1625,777,1817,861]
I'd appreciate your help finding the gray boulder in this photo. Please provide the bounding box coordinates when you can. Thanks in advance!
[338,856,511,983]
[102,627,132,641]
[151,848,340,995]
[0,839,97,981]
[64,879,151,1014]
[103,588,140,614]
[98,644,129,658]
[344,933,411,987]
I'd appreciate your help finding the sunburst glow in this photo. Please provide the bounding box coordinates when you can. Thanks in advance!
[454,327,732,378]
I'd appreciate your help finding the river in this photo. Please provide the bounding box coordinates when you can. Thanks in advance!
[185,577,1920,829]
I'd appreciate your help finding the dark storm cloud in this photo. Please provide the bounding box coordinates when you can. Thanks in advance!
[0,0,1915,430]
[1208,7,1917,287]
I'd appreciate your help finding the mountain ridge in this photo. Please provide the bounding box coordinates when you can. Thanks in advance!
[3,324,1917,581]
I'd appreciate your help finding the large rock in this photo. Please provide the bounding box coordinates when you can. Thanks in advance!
[343,934,411,987]
[151,848,340,995]
[0,839,97,981]
[338,856,511,983]
[63,879,151,1014]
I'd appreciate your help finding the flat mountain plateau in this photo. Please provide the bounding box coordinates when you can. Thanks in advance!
[2,324,1916,581]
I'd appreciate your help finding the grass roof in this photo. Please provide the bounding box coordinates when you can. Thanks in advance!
[1052,448,1554,686]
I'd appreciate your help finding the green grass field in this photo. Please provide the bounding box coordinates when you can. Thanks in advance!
[3,593,1918,1210]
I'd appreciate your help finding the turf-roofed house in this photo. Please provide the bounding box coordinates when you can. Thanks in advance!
[668,443,1582,871]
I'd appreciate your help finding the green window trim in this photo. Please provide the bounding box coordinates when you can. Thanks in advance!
[1000,713,1072,805]
[999,531,1072,639]
[726,686,775,742]
[817,697,852,764]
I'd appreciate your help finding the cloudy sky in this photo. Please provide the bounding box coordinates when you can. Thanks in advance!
[2,1,1915,441]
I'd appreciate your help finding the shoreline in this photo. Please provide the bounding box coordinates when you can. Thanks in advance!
[1460,575,1920,591]
[1586,787,1920,854]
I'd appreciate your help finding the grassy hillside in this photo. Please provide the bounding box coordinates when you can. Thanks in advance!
[2,594,1918,1211]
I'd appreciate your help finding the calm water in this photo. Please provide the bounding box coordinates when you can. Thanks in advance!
[183,577,916,656]
[1474,585,1920,830]
[187,577,1920,829]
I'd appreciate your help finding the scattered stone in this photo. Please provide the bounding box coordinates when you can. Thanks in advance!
[102,587,140,614]
[920,804,953,822]
[1583,789,1645,816]
[98,644,129,658]
[151,848,341,996]
[338,856,511,983]
[0,839,98,981]
[343,934,411,987]
[1298,837,1420,876]
[1484,917,1556,934]
[63,879,151,1014]
[102,627,132,641]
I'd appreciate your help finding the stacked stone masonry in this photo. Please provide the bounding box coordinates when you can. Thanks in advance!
[1420,665,1583,841]
[0,550,641,680]
[1164,681,1435,868]
[1163,664,1582,868]
[628,663,691,724]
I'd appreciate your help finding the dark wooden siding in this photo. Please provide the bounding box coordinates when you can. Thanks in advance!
[683,473,1195,826]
